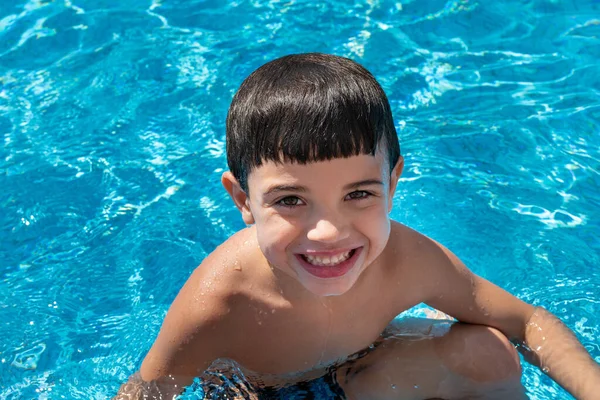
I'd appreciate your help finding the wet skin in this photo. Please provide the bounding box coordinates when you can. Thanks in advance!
[117,153,600,399]
[337,319,526,400]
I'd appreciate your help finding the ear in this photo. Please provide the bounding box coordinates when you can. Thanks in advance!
[221,171,255,225]
[387,156,404,212]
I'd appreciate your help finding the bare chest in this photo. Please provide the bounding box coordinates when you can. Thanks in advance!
[227,287,404,378]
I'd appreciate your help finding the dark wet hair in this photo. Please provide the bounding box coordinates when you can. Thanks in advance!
[226,53,400,192]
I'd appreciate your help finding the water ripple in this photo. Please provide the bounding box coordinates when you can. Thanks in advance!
[1,1,599,399]
[11,343,46,370]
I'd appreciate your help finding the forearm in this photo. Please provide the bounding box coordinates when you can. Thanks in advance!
[518,307,600,399]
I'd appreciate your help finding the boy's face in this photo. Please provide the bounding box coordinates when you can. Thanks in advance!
[224,150,403,297]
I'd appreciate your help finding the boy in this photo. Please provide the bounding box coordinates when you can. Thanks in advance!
[118,53,600,399]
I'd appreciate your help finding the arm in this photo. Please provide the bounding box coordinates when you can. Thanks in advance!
[519,307,600,399]
[420,240,600,399]
[114,266,234,399]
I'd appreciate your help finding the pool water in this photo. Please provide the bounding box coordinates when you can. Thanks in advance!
[1,0,599,398]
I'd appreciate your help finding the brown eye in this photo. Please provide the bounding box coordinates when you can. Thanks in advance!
[346,191,370,200]
[277,196,304,207]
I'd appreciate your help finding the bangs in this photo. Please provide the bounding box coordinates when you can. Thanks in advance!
[246,84,386,166]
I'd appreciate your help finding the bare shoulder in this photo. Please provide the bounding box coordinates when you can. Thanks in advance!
[174,226,265,319]
[388,221,430,251]
[386,221,446,267]
[383,221,467,303]
[387,221,462,268]
[139,227,267,382]
[189,226,266,297]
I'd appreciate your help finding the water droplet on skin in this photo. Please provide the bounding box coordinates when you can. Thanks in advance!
[233,260,242,271]
[271,309,276,314]
[542,367,550,373]
[414,385,419,389]
[391,384,397,390]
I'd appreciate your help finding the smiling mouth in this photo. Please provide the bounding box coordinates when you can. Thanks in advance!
[295,248,361,279]
[300,249,356,267]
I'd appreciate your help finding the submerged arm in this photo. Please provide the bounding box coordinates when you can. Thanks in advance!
[114,372,191,399]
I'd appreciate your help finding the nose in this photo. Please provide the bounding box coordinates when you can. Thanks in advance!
[306,214,350,243]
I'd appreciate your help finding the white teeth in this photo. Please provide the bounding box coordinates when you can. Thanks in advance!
[304,251,352,266]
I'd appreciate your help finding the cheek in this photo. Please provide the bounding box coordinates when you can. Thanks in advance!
[256,215,302,256]
[361,203,389,225]
[360,206,391,245]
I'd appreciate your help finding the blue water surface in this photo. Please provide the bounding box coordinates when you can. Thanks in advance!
[1,0,599,398]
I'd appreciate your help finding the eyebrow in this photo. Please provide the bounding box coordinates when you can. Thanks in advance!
[263,185,308,197]
[343,179,384,190]
[263,179,384,197]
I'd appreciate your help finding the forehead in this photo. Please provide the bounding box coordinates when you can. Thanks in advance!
[247,152,389,192]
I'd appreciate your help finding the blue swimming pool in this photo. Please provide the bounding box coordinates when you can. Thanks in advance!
[1,0,599,398]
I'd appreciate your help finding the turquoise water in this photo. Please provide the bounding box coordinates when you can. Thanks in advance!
[1,0,599,398]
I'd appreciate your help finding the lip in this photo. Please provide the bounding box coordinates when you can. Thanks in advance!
[301,248,356,256]
[295,247,363,279]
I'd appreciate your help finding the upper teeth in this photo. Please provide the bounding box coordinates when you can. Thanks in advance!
[304,251,351,266]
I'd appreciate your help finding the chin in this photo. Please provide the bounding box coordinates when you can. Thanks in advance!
[298,270,362,297]
[306,283,353,297]
[320,285,354,297]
